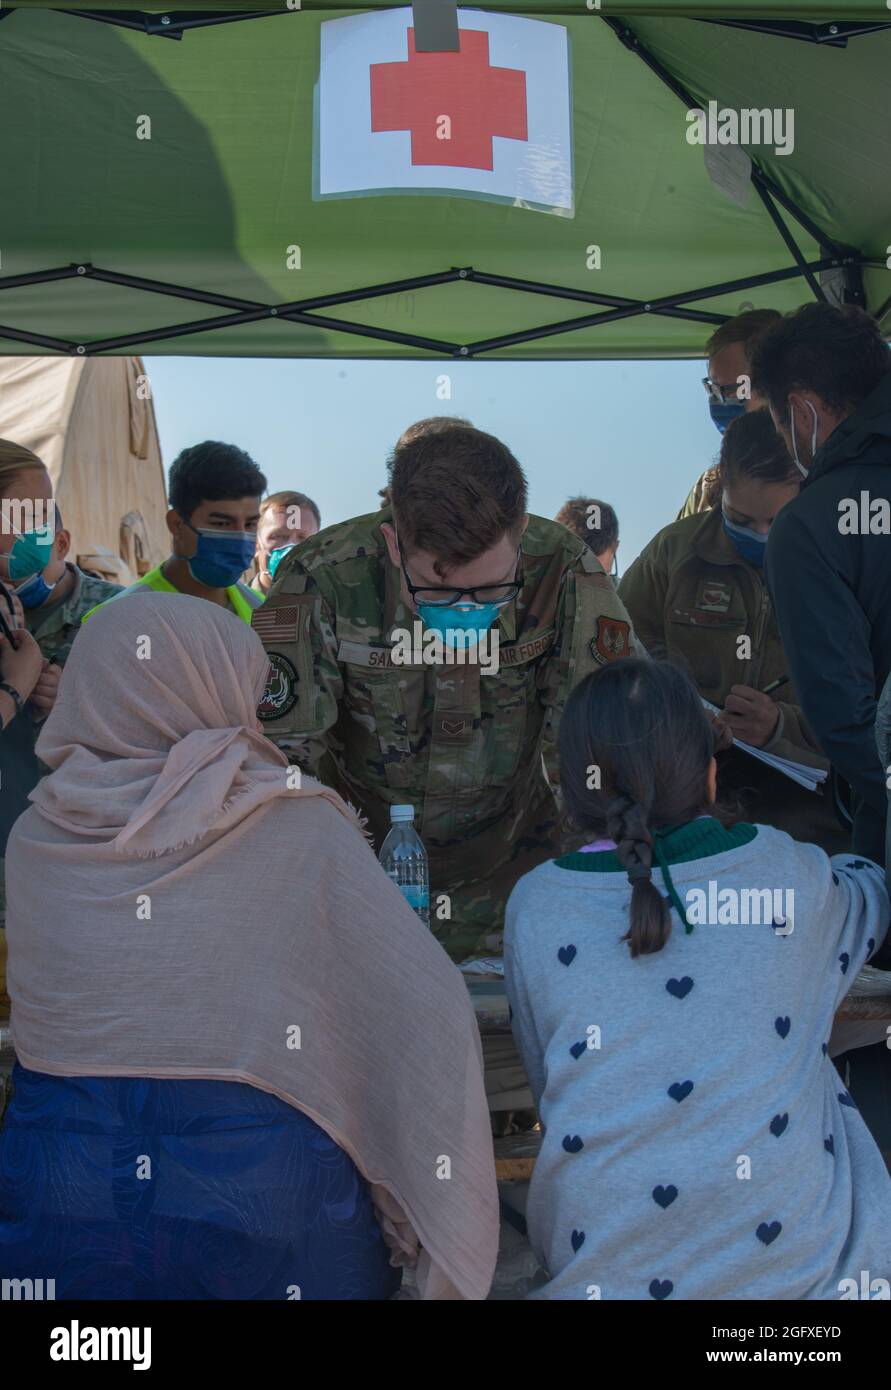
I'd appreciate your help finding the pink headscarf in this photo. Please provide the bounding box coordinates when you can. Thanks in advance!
[7,591,498,1299]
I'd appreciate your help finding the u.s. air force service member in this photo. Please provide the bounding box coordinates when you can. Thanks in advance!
[253,422,643,962]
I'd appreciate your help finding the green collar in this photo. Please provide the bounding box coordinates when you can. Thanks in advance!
[554,817,757,873]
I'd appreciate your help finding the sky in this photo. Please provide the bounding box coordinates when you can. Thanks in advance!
[143,356,719,571]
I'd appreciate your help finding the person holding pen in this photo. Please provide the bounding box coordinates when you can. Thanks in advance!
[620,410,848,852]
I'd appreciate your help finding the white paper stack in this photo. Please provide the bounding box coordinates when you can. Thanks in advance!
[701,697,828,793]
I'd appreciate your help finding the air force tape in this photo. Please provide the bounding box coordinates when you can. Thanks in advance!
[258,652,299,721]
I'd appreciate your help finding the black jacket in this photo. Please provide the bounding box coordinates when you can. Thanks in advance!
[766,371,891,864]
[0,709,39,857]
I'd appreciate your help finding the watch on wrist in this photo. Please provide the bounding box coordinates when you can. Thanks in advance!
[0,680,24,721]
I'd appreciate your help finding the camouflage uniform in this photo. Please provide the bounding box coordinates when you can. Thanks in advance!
[253,507,644,962]
[27,563,123,666]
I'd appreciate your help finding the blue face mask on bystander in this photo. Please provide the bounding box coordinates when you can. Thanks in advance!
[709,399,747,435]
[722,511,768,569]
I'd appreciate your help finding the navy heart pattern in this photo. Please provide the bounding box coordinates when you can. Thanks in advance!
[839,952,849,975]
[571,1229,585,1253]
[769,1113,788,1138]
[756,1221,782,1246]
[668,1080,694,1103]
[824,1134,834,1155]
[666,976,694,999]
[562,1134,584,1154]
[649,1279,673,1300]
[839,1091,857,1109]
[558,944,577,967]
[775,1016,791,1039]
[570,1040,587,1061]
[652,1184,678,1209]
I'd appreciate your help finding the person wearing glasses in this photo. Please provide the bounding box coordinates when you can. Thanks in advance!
[554,497,620,580]
[253,422,643,964]
[678,308,782,520]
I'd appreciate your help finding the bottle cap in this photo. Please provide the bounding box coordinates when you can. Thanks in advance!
[390,804,415,822]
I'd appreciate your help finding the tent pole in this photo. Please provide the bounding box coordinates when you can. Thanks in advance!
[751,185,825,302]
[601,16,848,260]
[697,19,891,48]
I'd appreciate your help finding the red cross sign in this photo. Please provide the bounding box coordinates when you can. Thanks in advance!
[370,26,527,171]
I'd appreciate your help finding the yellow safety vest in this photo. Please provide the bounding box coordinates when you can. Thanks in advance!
[82,565,262,625]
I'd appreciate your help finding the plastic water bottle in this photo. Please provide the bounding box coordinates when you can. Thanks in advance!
[379,804,430,928]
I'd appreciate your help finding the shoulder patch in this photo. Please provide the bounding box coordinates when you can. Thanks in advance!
[258,652,299,721]
[591,616,631,665]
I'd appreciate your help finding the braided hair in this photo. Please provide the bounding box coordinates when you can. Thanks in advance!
[605,794,671,957]
[558,658,716,958]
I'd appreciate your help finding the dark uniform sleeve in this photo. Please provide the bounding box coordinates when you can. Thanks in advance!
[252,554,343,781]
[540,547,645,787]
[766,505,887,828]
[617,535,669,659]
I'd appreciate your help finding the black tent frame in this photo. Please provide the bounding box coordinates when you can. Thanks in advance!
[0,7,885,357]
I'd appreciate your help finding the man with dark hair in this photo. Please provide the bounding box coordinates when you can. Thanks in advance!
[85,441,267,625]
[679,308,782,518]
[255,423,642,962]
[555,497,620,576]
[752,302,891,1158]
[251,490,321,597]
[378,415,472,508]
[750,302,891,865]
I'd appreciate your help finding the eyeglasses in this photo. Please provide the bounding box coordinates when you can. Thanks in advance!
[398,548,522,609]
[703,377,742,405]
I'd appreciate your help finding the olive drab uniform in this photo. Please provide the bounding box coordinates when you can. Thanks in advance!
[619,507,850,853]
[253,508,644,962]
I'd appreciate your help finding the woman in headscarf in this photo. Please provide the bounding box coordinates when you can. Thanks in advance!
[0,590,498,1300]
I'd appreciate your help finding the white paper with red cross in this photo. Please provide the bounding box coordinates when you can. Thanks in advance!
[316,6,573,214]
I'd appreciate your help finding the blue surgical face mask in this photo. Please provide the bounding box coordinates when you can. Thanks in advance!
[267,543,298,579]
[15,569,57,608]
[7,528,55,581]
[417,601,500,649]
[709,398,747,435]
[184,522,256,589]
[722,510,768,569]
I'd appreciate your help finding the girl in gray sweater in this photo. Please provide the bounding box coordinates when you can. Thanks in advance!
[505,659,891,1300]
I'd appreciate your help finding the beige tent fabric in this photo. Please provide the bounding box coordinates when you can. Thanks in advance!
[0,357,167,580]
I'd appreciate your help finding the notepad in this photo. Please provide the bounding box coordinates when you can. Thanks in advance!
[701,697,828,792]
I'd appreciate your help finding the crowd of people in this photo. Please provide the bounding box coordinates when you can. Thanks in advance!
[0,300,889,1300]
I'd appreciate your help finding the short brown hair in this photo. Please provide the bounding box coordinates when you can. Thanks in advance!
[390,425,527,574]
[555,497,619,554]
[381,416,474,505]
[0,438,47,489]
[260,489,321,530]
[706,309,782,359]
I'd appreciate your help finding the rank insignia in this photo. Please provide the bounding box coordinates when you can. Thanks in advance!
[696,580,732,613]
[591,616,631,664]
[258,652,299,721]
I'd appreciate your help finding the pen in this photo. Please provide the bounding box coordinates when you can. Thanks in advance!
[761,674,789,696]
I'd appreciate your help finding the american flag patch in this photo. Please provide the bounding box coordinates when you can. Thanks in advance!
[252,604,300,643]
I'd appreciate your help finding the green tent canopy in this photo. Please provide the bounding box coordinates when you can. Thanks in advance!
[1,1,889,359]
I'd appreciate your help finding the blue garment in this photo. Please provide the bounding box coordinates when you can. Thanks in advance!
[0,1066,400,1300]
